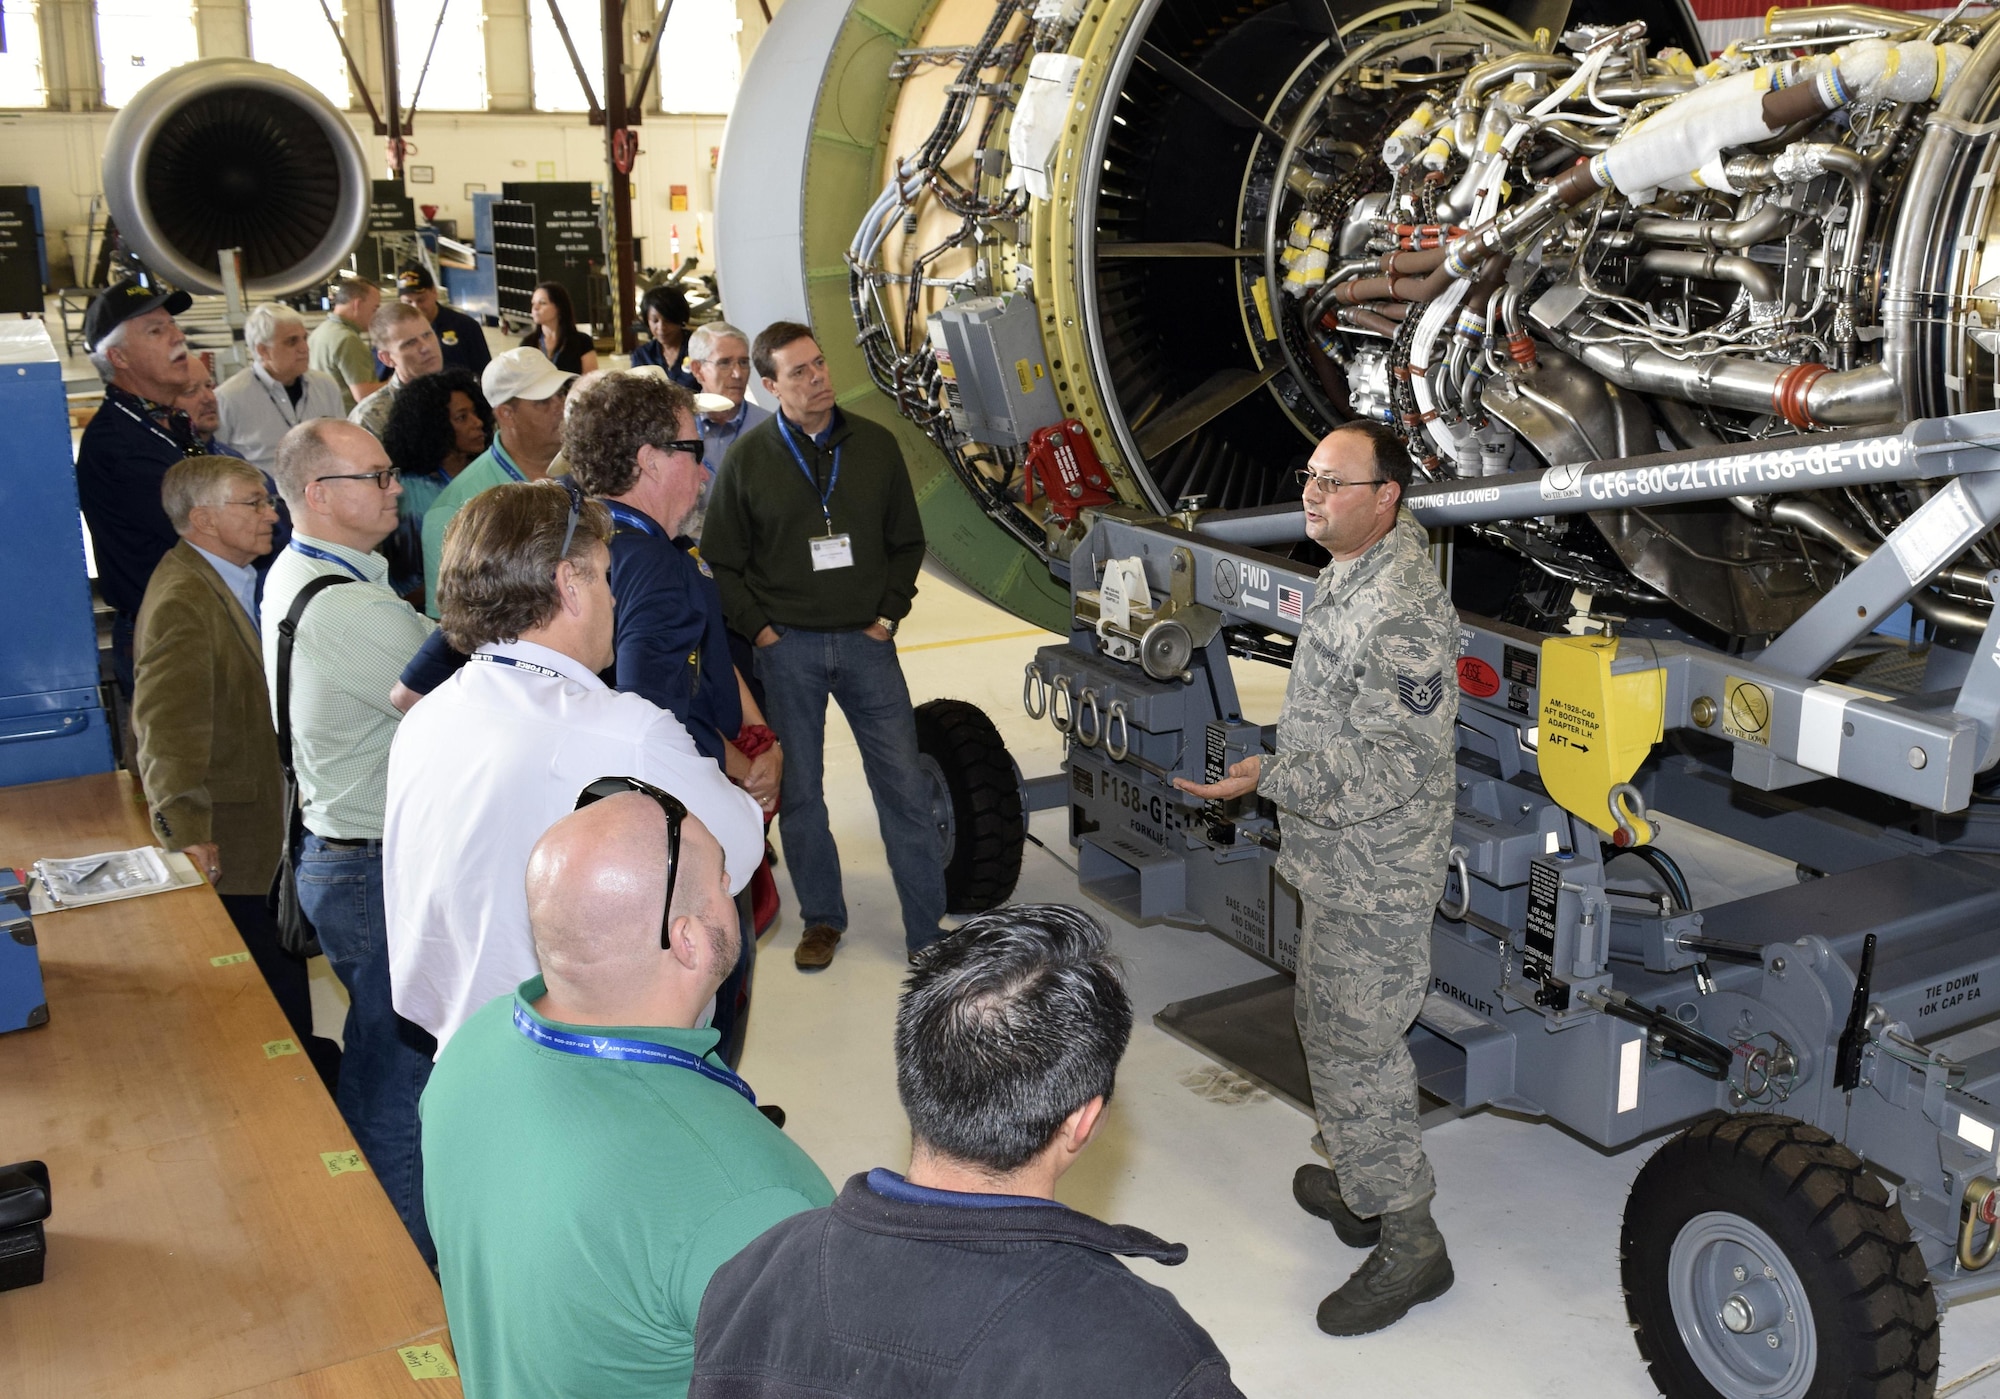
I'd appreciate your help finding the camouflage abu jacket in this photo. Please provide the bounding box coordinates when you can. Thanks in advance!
[1263,509,1460,918]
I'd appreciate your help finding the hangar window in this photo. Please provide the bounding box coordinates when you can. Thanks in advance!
[654,0,739,114]
[247,0,351,108]
[399,0,486,112]
[97,0,199,107]
[0,0,46,109]
[530,0,601,113]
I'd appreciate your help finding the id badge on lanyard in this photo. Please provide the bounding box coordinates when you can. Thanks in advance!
[780,416,854,570]
[811,534,854,570]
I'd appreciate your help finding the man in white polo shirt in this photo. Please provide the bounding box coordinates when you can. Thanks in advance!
[384,480,762,1053]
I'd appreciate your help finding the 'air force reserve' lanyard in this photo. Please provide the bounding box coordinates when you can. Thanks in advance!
[490,436,528,483]
[513,1004,757,1104]
[776,415,854,570]
[605,500,664,538]
[288,539,367,581]
[466,652,565,678]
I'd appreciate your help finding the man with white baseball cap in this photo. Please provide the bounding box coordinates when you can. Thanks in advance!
[419,346,576,616]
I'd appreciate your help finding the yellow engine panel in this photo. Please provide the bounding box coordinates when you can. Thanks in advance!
[1537,635,1666,845]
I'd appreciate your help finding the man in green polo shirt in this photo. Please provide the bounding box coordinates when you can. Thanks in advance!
[419,346,572,615]
[421,785,832,1398]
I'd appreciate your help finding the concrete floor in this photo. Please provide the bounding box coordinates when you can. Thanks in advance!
[726,568,2000,1399]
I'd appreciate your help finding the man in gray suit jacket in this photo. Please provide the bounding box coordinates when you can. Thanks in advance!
[132,455,340,1086]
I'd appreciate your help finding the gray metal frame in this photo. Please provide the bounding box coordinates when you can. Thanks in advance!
[1026,419,2000,1309]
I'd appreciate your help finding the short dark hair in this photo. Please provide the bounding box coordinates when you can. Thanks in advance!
[331,276,376,307]
[438,481,613,651]
[751,320,816,382]
[1331,419,1414,492]
[895,904,1132,1173]
[562,372,696,496]
[381,369,492,479]
[641,284,690,327]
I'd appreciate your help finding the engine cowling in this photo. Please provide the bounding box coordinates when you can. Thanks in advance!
[102,58,370,297]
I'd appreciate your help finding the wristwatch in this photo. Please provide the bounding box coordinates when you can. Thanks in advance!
[875,615,899,637]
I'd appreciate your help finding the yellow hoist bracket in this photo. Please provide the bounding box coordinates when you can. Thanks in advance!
[1537,635,1667,846]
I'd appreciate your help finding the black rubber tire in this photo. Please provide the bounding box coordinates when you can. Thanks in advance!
[914,698,1023,914]
[1621,1112,1939,1399]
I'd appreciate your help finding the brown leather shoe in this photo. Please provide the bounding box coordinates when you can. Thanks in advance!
[795,924,843,970]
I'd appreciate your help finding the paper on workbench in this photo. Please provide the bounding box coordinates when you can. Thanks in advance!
[29,846,205,914]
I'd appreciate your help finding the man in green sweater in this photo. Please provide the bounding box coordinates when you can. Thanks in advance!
[421,788,833,1397]
[701,322,945,970]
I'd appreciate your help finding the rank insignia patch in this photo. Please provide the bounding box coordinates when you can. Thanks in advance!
[1396,670,1445,716]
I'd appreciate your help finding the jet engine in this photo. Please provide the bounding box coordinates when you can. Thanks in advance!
[718,0,2000,641]
[102,58,370,297]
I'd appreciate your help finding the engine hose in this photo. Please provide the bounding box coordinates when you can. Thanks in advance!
[1603,842,1694,910]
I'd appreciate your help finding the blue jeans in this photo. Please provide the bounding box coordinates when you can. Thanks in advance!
[296,836,437,1265]
[754,627,946,951]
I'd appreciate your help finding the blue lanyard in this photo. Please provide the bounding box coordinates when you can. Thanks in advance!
[288,539,367,581]
[467,651,565,679]
[605,500,665,538]
[776,414,840,533]
[491,436,527,483]
[513,1004,756,1104]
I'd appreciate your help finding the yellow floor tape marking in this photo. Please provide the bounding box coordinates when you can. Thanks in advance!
[898,628,1047,653]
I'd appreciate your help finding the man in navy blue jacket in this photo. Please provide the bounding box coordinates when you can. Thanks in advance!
[559,371,758,772]
[77,278,201,695]
[690,904,1245,1399]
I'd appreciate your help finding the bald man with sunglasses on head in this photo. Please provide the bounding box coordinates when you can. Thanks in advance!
[420,788,830,1399]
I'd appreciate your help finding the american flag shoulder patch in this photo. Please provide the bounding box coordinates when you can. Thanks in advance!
[1396,670,1445,716]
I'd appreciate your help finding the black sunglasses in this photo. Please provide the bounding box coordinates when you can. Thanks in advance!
[575,776,686,948]
[660,437,706,466]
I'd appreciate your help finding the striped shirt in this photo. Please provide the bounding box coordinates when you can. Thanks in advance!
[261,534,436,839]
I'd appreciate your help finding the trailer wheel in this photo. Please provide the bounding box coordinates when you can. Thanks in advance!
[914,699,1023,914]
[1621,1112,1938,1399]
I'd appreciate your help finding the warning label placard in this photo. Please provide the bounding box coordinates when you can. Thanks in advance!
[1722,677,1773,746]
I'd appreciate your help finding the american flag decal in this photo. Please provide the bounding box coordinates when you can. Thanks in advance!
[1277,585,1305,622]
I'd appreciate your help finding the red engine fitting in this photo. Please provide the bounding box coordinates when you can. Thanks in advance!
[1024,420,1114,524]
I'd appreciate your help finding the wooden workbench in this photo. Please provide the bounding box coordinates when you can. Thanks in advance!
[0,773,460,1398]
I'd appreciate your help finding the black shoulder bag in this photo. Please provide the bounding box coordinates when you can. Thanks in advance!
[266,574,353,959]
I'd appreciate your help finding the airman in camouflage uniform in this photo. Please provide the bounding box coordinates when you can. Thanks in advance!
[1177,420,1458,1337]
